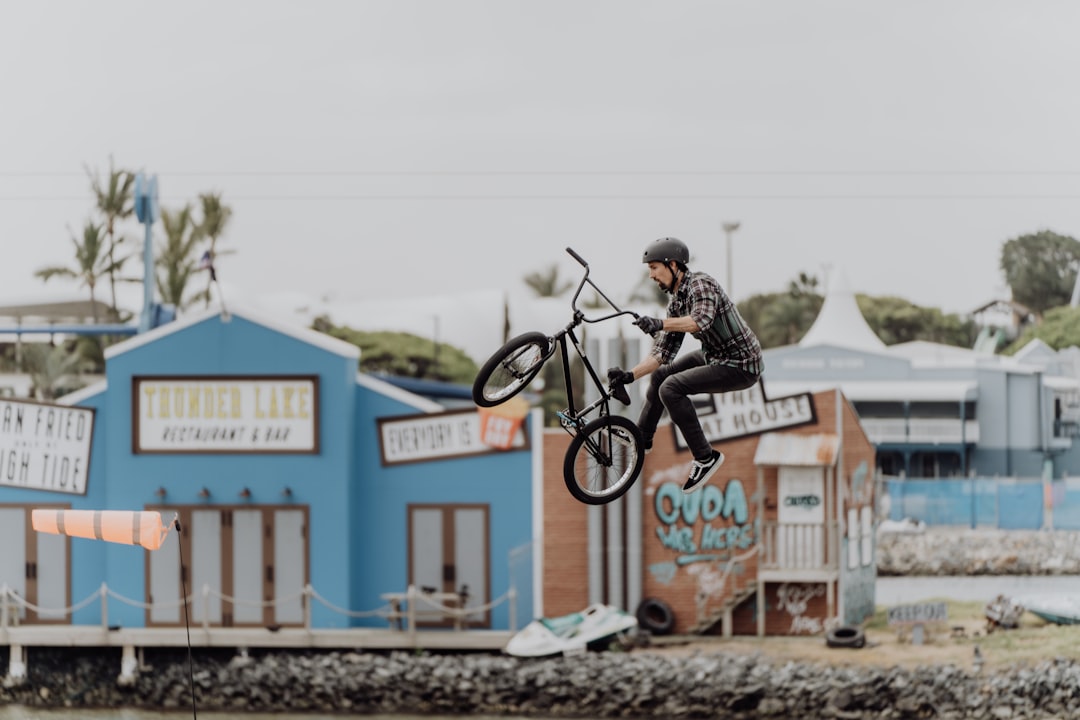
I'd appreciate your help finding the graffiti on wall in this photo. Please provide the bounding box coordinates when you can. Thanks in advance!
[775,582,826,634]
[653,475,753,564]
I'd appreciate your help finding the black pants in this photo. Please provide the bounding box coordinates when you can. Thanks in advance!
[637,351,759,462]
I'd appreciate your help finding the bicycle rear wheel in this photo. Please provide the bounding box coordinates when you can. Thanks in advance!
[563,415,644,505]
[472,332,550,407]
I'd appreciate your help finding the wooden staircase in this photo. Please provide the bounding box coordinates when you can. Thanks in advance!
[687,580,758,636]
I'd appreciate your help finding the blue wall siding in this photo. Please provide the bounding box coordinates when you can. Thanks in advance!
[98,315,359,628]
[352,392,534,628]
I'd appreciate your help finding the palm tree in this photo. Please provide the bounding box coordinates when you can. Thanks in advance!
[195,191,233,306]
[34,221,114,324]
[524,264,572,298]
[156,205,206,310]
[86,157,135,314]
[21,343,89,400]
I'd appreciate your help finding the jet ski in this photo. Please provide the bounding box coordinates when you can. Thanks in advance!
[505,603,638,657]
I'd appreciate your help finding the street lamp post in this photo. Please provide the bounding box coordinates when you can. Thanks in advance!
[722,221,741,295]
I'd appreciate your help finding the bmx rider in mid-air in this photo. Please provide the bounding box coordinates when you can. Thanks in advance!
[607,237,763,494]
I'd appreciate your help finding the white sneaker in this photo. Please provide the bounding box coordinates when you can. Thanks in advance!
[683,450,724,494]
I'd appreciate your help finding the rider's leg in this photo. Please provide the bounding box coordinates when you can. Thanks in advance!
[636,351,708,449]
[658,356,759,461]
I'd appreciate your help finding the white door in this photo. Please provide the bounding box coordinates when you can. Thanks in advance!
[409,505,489,627]
[191,510,222,624]
[0,508,26,622]
[777,467,825,569]
[232,509,263,624]
[148,507,181,624]
[35,528,68,621]
[273,509,306,625]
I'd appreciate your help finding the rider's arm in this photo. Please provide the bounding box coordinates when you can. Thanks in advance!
[656,316,701,334]
[629,355,661,380]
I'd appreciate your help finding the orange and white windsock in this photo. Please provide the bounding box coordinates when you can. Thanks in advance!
[31,509,174,551]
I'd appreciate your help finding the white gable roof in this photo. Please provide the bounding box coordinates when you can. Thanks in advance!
[103,304,361,361]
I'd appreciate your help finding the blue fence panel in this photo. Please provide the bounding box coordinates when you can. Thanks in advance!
[887,478,1000,528]
[1049,482,1080,530]
[885,477,1046,529]
[996,482,1043,529]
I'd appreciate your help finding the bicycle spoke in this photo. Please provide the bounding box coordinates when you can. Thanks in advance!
[564,416,643,504]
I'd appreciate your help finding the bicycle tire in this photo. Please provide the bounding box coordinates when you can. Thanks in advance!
[472,332,550,407]
[563,415,644,505]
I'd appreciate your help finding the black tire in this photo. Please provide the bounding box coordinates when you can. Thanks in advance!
[472,332,550,407]
[563,415,644,505]
[636,598,675,636]
[825,625,866,649]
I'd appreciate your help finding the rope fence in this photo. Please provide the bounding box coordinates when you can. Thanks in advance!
[0,581,518,634]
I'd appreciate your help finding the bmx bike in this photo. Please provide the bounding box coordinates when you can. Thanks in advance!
[472,248,646,505]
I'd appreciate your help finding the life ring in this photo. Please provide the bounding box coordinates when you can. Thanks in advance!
[825,625,866,649]
[636,598,675,636]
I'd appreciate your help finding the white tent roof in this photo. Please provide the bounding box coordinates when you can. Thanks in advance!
[798,267,886,353]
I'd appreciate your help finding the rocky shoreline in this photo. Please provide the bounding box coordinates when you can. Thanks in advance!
[877,527,1080,576]
[2,528,1078,718]
[1,646,1079,719]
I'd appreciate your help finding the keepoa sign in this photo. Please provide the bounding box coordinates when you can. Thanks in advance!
[0,398,95,496]
[673,382,815,449]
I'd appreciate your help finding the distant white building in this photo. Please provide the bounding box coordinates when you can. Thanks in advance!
[761,269,1080,479]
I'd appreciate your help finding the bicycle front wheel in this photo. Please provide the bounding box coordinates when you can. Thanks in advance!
[472,332,550,407]
[563,415,644,505]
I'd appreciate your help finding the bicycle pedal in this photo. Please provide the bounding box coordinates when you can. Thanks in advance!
[555,411,576,429]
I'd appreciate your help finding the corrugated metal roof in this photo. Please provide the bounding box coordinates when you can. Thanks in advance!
[754,432,840,467]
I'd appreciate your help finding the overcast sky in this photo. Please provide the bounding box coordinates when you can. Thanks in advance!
[3,1,1080,356]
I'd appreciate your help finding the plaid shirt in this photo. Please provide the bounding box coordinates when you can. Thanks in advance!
[649,271,764,375]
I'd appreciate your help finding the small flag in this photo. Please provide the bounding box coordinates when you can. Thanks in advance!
[199,251,216,281]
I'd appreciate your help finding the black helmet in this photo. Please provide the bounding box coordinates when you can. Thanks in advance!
[642,237,689,265]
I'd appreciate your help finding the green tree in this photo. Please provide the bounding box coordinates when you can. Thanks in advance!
[311,317,478,383]
[86,158,135,314]
[34,221,117,324]
[156,205,206,310]
[858,296,978,347]
[195,191,233,306]
[21,342,90,400]
[740,272,823,348]
[1002,305,1080,354]
[1000,230,1080,317]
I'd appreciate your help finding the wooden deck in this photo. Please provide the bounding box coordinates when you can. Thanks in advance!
[0,624,513,651]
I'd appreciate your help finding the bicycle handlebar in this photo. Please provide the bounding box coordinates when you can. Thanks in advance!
[564,246,639,323]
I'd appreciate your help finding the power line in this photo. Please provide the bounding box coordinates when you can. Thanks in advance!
[3,193,1080,201]
[7,170,1080,177]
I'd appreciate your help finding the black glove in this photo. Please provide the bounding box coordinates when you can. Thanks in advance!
[607,367,634,385]
[634,315,664,335]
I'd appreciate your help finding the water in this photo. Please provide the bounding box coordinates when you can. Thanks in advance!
[0,712,572,720]
[876,574,1080,605]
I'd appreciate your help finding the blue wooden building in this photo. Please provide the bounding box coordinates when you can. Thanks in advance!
[0,308,535,632]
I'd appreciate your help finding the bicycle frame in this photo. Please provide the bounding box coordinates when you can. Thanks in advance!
[547,248,638,432]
